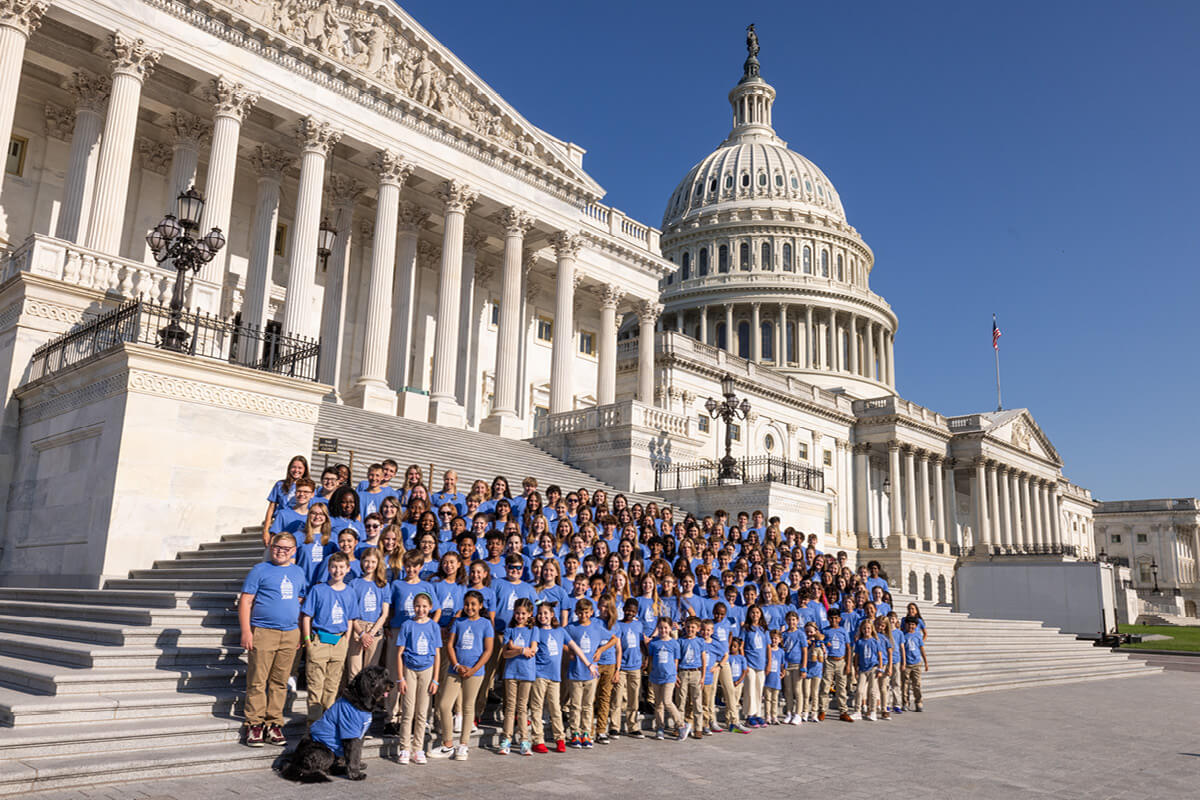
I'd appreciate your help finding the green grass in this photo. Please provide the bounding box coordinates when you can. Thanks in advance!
[1118,624,1200,652]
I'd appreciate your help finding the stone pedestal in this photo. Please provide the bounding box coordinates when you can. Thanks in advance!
[428,398,466,428]
[346,381,397,416]
[396,388,428,422]
[480,411,526,439]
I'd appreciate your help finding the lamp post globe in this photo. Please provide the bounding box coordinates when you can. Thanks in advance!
[146,186,226,351]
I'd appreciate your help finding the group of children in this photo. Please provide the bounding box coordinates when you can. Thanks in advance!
[239,454,930,760]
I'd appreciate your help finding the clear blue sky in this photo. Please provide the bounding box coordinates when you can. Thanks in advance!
[407,1,1200,501]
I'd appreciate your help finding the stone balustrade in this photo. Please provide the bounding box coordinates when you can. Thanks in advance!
[580,202,661,252]
[537,398,692,438]
[852,394,950,429]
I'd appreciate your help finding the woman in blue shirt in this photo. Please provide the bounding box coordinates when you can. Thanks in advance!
[740,605,771,728]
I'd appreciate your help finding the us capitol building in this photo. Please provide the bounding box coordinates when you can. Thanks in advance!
[0,0,1113,606]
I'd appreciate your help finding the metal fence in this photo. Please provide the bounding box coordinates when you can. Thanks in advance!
[28,299,321,383]
[655,456,825,493]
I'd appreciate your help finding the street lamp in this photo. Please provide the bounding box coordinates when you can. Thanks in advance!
[705,372,749,482]
[145,187,226,351]
[317,216,337,270]
[1151,559,1160,594]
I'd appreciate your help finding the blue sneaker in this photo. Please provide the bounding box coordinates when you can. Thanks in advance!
[497,737,511,755]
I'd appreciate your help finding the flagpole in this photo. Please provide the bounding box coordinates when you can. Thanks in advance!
[993,313,1002,411]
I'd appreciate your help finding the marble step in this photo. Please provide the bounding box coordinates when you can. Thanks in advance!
[0,658,246,704]
[922,662,1162,698]
[0,630,244,669]
[0,615,236,648]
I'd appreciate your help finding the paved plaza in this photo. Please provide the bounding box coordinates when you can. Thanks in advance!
[25,671,1198,800]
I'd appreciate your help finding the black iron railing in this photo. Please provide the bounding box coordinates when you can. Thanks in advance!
[28,299,321,382]
[655,456,825,493]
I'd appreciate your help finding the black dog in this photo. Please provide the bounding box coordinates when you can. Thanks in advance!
[281,666,393,782]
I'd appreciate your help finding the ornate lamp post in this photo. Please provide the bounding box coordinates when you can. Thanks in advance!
[145,187,226,351]
[1151,559,1160,594]
[705,373,750,482]
[316,215,337,270]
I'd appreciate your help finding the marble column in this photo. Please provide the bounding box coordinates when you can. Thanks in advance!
[804,305,814,368]
[974,458,991,549]
[429,180,478,426]
[1020,476,1034,550]
[933,456,947,542]
[548,231,582,415]
[724,304,734,353]
[388,202,428,404]
[598,285,622,405]
[779,304,788,364]
[853,444,870,534]
[456,229,486,406]
[1031,479,1045,548]
[1048,484,1062,549]
[987,462,1002,550]
[638,300,661,404]
[865,320,876,380]
[481,207,533,436]
[888,441,903,537]
[828,309,839,371]
[751,302,762,361]
[164,111,208,208]
[55,71,109,244]
[280,117,340,339]
[0,0,46,240]
[85,32,161,254]
[774,306,783,364]
[699,305,708,345]
[997,467,1013,550]
[317,176,363,392]
[886,331,896,386]
[197,77,258,298]
[1008,470,1023,550]
[876,326,886,383]
[238,145,292,364]
[848,314,860,376]
[918,451,932,541]
[350,151,409,413]
[903,446,918,539]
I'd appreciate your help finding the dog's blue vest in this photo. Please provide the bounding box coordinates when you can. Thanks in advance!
[309,697,372,757]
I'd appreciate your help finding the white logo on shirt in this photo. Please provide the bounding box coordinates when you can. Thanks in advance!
[416,632,429,656]
[625,631,637,648]
[312,544,323,561]
[331,601,345,626]
[443,594,454,610]
[581,633,592,652]
[462,628,475,650]
[363,592,377,614]
[716,628,727,642]
[507,592,517,611]
[657,649,670,664]
[280,576,294,600]
[404,593,415,614]
[547,635,559,656]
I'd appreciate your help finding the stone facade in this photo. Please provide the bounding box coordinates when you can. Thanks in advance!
[1094,498,1200,618]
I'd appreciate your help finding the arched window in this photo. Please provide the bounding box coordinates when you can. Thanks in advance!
[739,242,750,270]
[802,246,812,273]
[760,321,774,361]
[698,247,709,276]
[774,174,784,188]
[724,175,733,190]
[740,173,750,188]
[820,250,829,277]
[761,242,772,271]
[681,251,690,280]
[737,321,750,359]
[718,245,729,273]
[716,322,727,350]
[782,243,793,270]
[837,253,844,281]
[757,173,767,187]
[708,179,717,193]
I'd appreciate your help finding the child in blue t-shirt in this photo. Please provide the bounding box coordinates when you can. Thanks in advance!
[430,590,494,761]
[802,621,825,722]
[530,600,595,754]
[315,529,362,584]
[613,599,646,738]
[646,616,684,739]
[395,591,441,764]
[740,605,771,728]
[347,548,389,682]
[781,610,806,725]
[300,552,360,727]
[700,618,725,734]
[822,608,852,721]
[763,630,785,724]
[564,597,615,749]
[901,616,928,712]
[498,597,538,756]
[262,456,308,540]
[852,619,880,721]
[874,617,895,720]
[727,637,748,733]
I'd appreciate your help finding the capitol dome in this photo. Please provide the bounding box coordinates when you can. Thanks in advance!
[657,29,899,399]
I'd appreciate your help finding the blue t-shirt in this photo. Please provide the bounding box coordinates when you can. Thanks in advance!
[822,625,849,659]
[678,635,705,670]
[764,647,784,689]
[614,621,644,671]
[451,616,494,668]
[388,580,436,628]
[308,696,372,758]
[647,637,680,685]
[566,622,611,682]
[269,506,308,535]
[350,577,388,624]
[356,487,396,518]
[806,641,825,678]
[854,637,880,671]
[398,618,440,671]
[782,629,807,667]
[865,576,888,597]
[331,517,366,542]
[728,653,746,682]
[295,539,335,585]
[266,480,296,513]
[675,595,708,623]
[711,618,737,658]
[503,626,537,681]
[241,562,307,630]
[636,597,659,637]
[432,580,465,629]
[742,626,769,672]
[876,632,893,666]
[493,579,537,633]
[430,490,467,516]
[903,631,924,666]
[301,583,359,635]
[703,639,723,685]
[315,556,362,585]
[535,584,569,614]
[535,626,570,681]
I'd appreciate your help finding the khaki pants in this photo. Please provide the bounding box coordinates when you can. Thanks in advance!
[802,675,821,715]
[436,672,483,747]
[610,669,642,734]
[651,681,681,731]
[854,669,878,713]
[400,664,434,753]
[875,669,890,711]
[567,678,597,734]
[503,678,533,742]
[701,682,717,728]
[763,686,780,721]
[244,626,300,727]
[885,665,901,709]
[823,658,848,712]
[717,662,740,726]
[904,665,923,706]
[677,669,703,731]
[783,665,802,715]
[305,633,350,723]
[385,636,402,722]
[593,663,618,736]
[741,668,764,719]
[529,677,564,745]
[345,632,383,682]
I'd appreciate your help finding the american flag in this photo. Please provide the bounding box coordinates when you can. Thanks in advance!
[992,315,1002,351]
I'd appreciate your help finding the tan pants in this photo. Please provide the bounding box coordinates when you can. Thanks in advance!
[567,678,597,734]
[651,681,681,731]
[385,637,402,722]
[244,626,299,726]
[904,665,923,706]
[345,632,383,681]
[783,665,802,715]
[305,633,350,723]
[717,662,740,726]
[854,669,878,713]
[529,677,564,745]
[876,669,890,711]
[763,686,780,721]
[741,669,764,719]
[677,669,703,731]
[436,672,483,747]
[823,658,848,712]
[610,670,642,734]
[885,665,901,708]
[701,682,717,728]
[502,678,533,742]
[593,663,618,736]
[399,664,434,753]
[802,675,821,715]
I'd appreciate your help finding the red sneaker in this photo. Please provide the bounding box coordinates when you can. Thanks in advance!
[555,739,566,753]
[532,743,549,754]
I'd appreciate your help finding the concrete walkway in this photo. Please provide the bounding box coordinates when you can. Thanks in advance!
[25,671,1198,800]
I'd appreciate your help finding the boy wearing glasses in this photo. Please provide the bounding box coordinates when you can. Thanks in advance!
[239,532,308,747]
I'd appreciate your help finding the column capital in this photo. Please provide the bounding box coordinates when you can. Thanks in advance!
[397,200,430,232]
[328,174,365,209]
[136,138,172,174]
[0,0,48,37]
[852,442,870,455]
[106,31,161,79]
[601,284,624,310]
[612,312,625,335]
[417,240,442,268]
[638,298,663,324]
[295,115,341,155]
[887,439,901,452]
[205,76,258,121]
[438,179,478,214]
[167,110,211,149]
[44,103,74,141]
[918,450,931,463]
[551,230,583,260]
[369,149,412,187]
[65,71,110,112]
[972,456,988,469]
[499,206,534,237]
[465,228,488,253]
[250,143,293,179]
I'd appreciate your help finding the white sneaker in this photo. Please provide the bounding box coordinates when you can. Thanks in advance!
[397,750,410,765]
[868,712,877,721]
[412,750,427,765]
[470,722,482,735]
[793,715,803,726]
[429,745,456,759]
[287,676,297,693]
[453,714,462,734]
[453,745,469,761]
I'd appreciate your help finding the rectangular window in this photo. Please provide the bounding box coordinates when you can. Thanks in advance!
[274,223,288,257]
[536,316,553,343]
[730,423,741,442]
[797,443,809,461]
[6,136,27,177]
[489,300,500,328]
[1110,534,1121,544]
[578,330,595,356]
[823,449,833,467]
[1138,563,1152,583]
[1136,533,1148,543]
[698,415,710,433]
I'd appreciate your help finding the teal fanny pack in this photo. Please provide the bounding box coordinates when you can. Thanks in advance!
[315,629,343,645]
